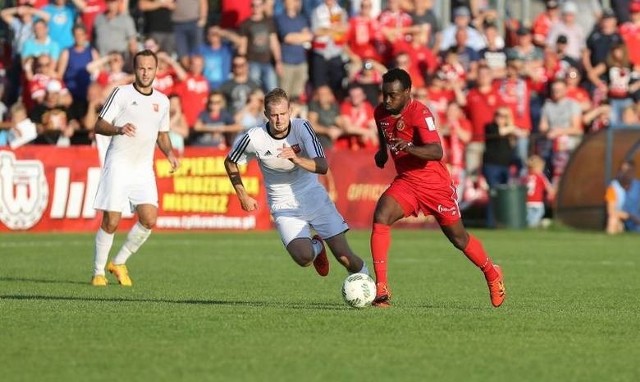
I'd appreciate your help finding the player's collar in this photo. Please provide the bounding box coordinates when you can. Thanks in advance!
[266,121,291,140]
[132,83,153,96]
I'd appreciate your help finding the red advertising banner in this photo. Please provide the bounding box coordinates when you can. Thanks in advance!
[0,146,433,232]
[0,147,271,232]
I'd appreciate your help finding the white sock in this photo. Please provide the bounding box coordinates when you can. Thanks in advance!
[350,262,370,275]
[113,222,151,265]
[311,238,323,260]
[94,228,114,276]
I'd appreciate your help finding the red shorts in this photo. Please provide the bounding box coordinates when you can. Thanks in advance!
[384,176,461,226]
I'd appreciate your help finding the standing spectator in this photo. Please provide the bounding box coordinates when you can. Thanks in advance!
[377,0,412,64]
[23,54,72,111]
[588,42,640,124]
[93,0,138,58]
[275,0,313,102]
[538,79,583,188]
[176,55,210,128]
[192,91,240,147]
[43,0,77,51]
[138,0,177,55]
[506,26,545,79]
[239,0,282,92]
[21,19,62,64]
[337,84,377,150]
[309,0,349,96]
[409,0,441,50]
[57,24,99,105]
[168,93,189,153]
[480,21,507,79]
[605,159,640,234]
[565,67,592,112]
[546,1,586,62]
[460,65,504,182]
[200,25,242,91]
[1,5,51,105]
[482,107,518,228]
[219,55,261,115]
[618,1,640,69]
[70,0,106,41]
[345,0,382,63]
[531,0,561,48]
[172,0,208,67]
[391,25,439,80]
[497,58,532,172]
[307,85,344,148]
[439,6,486,52]
[583,8,622,91]
[369,68,505,308]
[525,154,554,228]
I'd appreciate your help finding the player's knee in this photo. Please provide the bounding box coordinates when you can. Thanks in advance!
[292,253,313,267]
[139,218,156,230]
[101,220,119,234]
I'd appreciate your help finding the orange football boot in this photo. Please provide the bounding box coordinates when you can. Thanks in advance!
[488,265,505,307]
[372,282,392,308]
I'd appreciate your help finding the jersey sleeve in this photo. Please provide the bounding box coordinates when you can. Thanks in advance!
[98,87,123,124]
[299,119,325,159]
[414,104,441,144]
[227,131,255,165]
[605,185,617,203]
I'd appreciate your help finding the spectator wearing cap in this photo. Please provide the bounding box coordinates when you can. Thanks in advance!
[531,0,561,47]
[583,9,622,93]
[546,1,586,61]
[29,78,81,146]
[439,6,486,52]
[618,1,640,70]
[553,35,581,71]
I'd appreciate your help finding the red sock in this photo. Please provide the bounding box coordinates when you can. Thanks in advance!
[371,223,391,285]
[463,235,499,282]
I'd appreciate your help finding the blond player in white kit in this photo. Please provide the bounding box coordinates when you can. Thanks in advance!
[90,49,179,287]
[224,88,368,278]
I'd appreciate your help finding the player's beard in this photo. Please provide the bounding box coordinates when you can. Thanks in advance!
[136,76,154,88]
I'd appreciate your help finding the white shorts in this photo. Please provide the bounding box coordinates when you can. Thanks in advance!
[272,188,349,247]
[93,166,158,212]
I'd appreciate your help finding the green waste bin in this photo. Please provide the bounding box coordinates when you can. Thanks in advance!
[491,184,527,229]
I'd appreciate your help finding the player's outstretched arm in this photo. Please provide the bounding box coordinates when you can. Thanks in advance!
[224,158,259,211]
[157,131,179,173]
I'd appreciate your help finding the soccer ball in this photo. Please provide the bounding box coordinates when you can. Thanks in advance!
[341,273,376,308]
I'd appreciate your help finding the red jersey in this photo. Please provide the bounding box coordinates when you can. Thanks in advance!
[566,86,590,105]
[374,99,450,184]
[531,13,555,45]
[347,16,382,61]
[526,172,551,205]
[619,22,640,67]
[79,0,106,39]
[425,87,454,125]
[176,74,209,127]
[153,69,179,96]
[464,86,504,142]
[497,78,531,131]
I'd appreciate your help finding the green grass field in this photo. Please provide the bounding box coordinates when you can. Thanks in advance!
[1,229,639,382]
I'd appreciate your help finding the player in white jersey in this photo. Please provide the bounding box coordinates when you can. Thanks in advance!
[90,50,179,287]
[225,88,368,277]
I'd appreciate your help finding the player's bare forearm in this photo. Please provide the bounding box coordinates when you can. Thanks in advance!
[225,158,259,211]
[94,118,122,136]
[156,132,174,157]
[406,142,443,161]
[293,156,328,174]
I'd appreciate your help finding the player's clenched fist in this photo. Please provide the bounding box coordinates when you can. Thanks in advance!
[118,123,136,137]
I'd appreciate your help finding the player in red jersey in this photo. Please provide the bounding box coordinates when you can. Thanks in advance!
[370,68,505,308]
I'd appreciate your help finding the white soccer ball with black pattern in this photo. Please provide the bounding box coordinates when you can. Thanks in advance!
[341,273,376,308]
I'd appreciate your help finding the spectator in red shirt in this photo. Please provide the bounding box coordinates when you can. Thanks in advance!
[337,84,377,150]
[176,54,210,128]
[618,1,640,69]
[531,0,561,48]
[346,0,382,63]
[377,0,413,64]
[460,64,504,182]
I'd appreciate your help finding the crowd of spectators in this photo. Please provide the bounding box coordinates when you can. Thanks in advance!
[2,0,640,225]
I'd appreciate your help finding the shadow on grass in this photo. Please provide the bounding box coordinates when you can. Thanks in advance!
[0,277,88,285]
[0,294,347,310]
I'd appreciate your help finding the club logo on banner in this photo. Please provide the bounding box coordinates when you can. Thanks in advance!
[0,151,49,229]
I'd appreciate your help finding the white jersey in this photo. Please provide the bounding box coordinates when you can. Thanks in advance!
[227,118,326,208]
[99,84,170,171]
